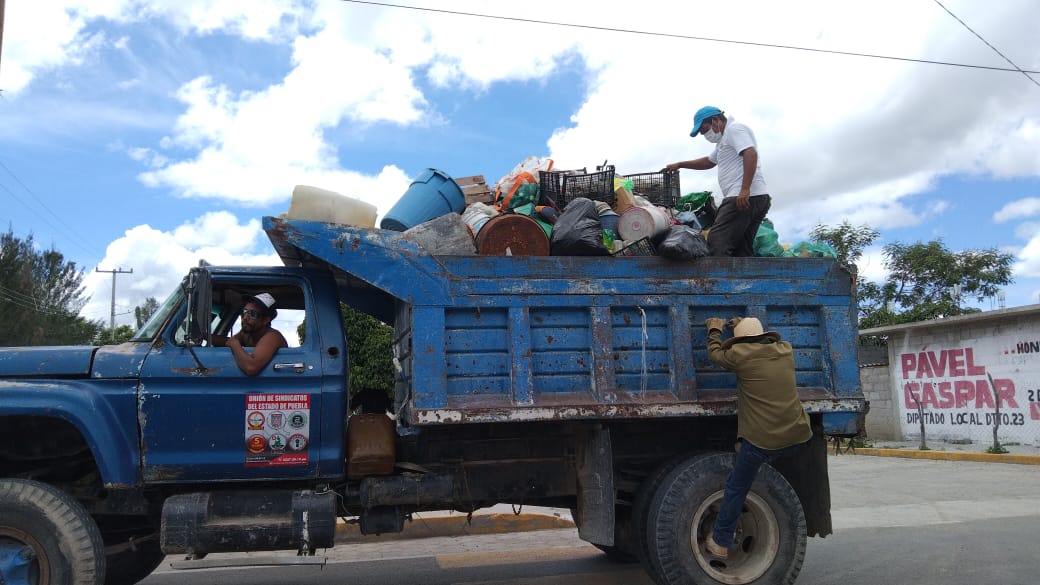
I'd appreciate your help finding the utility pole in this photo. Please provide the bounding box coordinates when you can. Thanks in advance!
[96,267,133,334]
[1,0,6,76]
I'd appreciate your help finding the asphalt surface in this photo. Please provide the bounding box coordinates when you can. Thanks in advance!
[142,452,1040,584]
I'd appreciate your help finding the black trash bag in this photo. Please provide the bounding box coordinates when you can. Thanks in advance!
[550,197,608,256]
[657,225,710,261]
[696,195,718,228]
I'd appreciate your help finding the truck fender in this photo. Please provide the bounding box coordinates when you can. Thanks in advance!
[0,380,140,487]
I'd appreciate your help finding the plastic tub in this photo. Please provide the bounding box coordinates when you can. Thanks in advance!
[381,168,465,232]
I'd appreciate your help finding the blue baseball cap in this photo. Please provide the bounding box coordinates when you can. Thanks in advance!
[690,106,724,137]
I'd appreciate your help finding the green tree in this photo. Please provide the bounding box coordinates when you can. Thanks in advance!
[96,324,135,345]
[298,303,393,396]
[858,239,1013,330]
[134,297,160,329]
[0,229,103,346]
[810,221,880,267]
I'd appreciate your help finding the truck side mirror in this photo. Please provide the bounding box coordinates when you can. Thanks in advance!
[186,266,213,346]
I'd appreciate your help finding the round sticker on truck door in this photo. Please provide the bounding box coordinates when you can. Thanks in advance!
[288,434,308,451]
[247,434,267,454]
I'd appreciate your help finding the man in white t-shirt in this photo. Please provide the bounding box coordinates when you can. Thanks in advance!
[665,106,771,257]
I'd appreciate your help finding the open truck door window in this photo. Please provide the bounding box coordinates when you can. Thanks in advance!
[137,276,324,482]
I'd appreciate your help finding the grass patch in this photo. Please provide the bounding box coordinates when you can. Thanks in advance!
[985,443,1010,455]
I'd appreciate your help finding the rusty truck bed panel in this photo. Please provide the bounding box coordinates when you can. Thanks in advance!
[265,217,866,430]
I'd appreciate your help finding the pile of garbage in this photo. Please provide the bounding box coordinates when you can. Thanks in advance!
[288,159,837,260]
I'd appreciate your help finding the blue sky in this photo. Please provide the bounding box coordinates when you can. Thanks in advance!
[1,0,1039,328]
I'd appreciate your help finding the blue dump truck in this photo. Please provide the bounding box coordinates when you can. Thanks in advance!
[0,216,865,585]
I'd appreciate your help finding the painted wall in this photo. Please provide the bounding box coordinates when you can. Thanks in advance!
[887,318,1040,446]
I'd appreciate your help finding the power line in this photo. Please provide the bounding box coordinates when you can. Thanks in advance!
[0,285,73,316]
[339,0,1040,75]
[932,0,1040,89]
[0,159,106,258]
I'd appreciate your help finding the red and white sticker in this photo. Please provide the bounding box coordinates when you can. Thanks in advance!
[244,394,311,467]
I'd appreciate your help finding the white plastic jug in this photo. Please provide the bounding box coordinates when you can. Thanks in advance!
[287,185,378,228]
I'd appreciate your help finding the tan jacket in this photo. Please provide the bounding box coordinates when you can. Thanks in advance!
[707,330,812,450]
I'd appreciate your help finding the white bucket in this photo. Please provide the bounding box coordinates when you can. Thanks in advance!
[461,204,493,236]
[287,185,378,228]
[618,205,670,242]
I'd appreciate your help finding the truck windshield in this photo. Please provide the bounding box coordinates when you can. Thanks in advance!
[131,285,185,341]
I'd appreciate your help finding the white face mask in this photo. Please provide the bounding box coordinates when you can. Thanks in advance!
[703,118,723,143]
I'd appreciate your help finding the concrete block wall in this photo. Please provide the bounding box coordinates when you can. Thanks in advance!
[859,364,898,440]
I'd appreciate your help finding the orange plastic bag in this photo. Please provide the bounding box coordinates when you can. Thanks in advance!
[494,156,553,210]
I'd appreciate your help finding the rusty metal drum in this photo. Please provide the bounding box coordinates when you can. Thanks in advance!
[475,213,550,256]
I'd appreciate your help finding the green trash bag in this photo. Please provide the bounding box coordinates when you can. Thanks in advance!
[783,241,838,258]
[503,183,541,210]
[754,219,785,257]
[675,191,713,212]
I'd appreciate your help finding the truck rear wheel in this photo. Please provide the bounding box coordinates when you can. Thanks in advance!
[643,453,806,585]
[0,479,105,585]
[632,454,704,584]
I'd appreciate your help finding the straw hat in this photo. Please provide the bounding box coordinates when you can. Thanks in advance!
[720,317,780,349]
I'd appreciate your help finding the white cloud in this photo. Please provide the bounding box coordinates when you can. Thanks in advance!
[0,0,313,95]
[81,212,279,328]
[0,2,95,93]
[1013,232,1040,279]
[994,197,1040,223]
[855,246,889,285]
[1015,222,1040,241]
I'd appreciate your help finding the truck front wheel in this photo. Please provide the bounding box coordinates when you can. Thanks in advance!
[0,479,105,585]
[643,453,806,585]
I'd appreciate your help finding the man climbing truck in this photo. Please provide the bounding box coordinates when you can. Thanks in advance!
[0,216,865,585]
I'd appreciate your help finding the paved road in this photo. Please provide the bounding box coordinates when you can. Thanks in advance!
[142,455,1040,585]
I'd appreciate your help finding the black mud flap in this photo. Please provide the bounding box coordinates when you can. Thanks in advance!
[574,425,615,546]
[771,416,832,538]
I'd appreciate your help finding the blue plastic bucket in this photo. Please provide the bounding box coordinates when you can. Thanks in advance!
[381,168,466,231]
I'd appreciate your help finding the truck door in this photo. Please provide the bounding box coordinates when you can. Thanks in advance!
[138,275,331,482]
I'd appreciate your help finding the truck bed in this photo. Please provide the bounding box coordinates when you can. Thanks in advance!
[265,217,865,434]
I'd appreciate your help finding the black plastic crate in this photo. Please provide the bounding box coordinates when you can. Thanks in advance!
[624,170,681,207]
[611,237,656,257]
[540,166,616,210]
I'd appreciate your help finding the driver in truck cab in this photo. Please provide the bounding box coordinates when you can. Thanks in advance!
[212,292,288,375]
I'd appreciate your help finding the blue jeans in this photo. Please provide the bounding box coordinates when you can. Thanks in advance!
[712,439,800,548]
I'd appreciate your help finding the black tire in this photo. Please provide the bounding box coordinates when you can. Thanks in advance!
[644,452,806,585]
[0,478,105,585]
[632,454,705,585]
[103,535,165,585]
